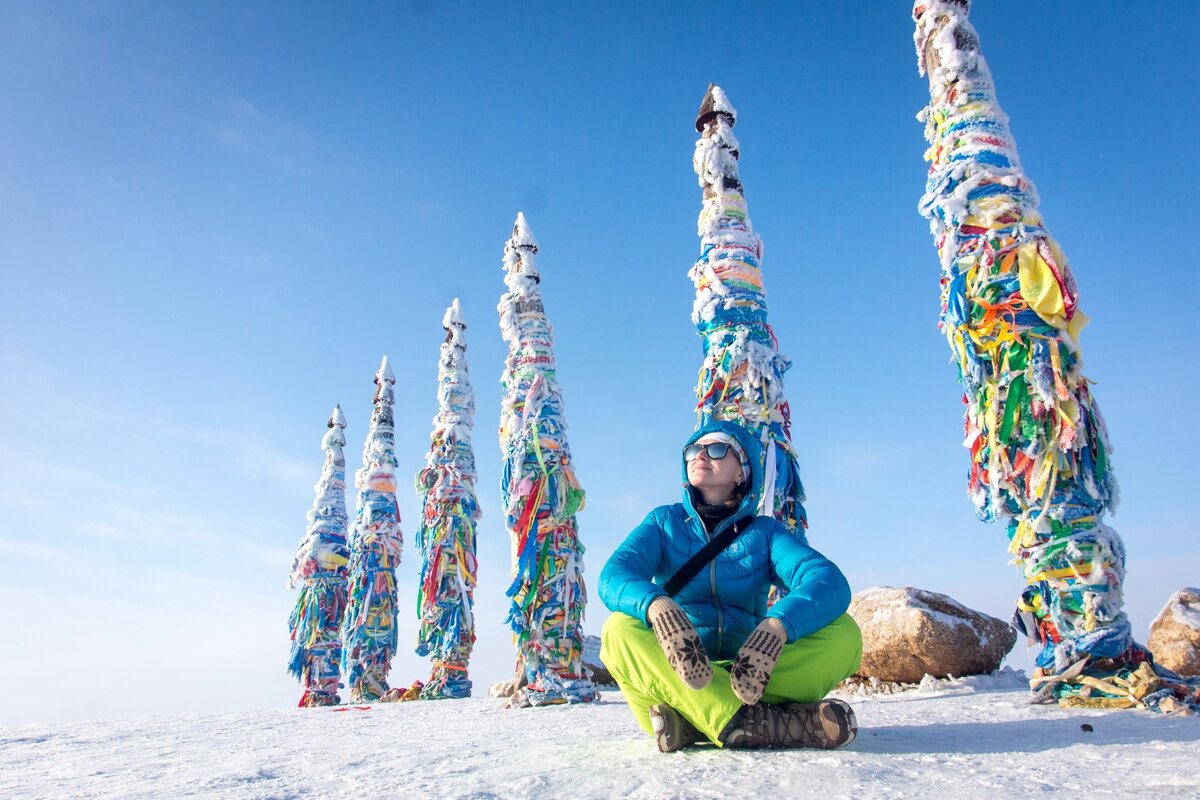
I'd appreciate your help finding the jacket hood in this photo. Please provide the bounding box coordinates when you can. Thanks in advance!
[681,420,763,520]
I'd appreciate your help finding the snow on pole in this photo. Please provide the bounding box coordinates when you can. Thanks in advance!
[691,83,807,533]
[340,357,404,702]
[413,299,481,700]
[287,405,351,707]
[910,1,1199,712]
[497,213,597,707]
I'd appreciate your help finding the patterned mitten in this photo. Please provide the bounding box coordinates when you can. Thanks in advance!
[647,597,712,690]
[730,617,787,705]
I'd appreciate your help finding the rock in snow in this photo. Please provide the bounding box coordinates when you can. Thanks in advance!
[1149,588,1200,677]
[850,586,1017,683]
[582,634,615,687]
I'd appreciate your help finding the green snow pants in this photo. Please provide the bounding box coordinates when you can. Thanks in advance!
[601,611,862,746]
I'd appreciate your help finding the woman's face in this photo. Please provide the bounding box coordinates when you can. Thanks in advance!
[685,437,744,501]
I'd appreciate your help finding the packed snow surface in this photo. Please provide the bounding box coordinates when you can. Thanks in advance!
[5,672,1197,799]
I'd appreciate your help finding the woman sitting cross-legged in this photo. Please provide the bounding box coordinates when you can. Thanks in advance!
[598,420,862,752]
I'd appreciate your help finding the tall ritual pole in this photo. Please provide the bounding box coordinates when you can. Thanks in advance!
[497,213,597,707]
[414,299,481,699]
[909,1,1183,709]
[691,84,807,533]
[287,405,350,707]
[341,357,404,702]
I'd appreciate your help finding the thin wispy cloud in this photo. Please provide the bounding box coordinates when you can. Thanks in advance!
[0,538,61,561]
[83,503,293,566]
[0,488,291,572]
[0,349,58,383]
[204,96,315,167]
[144,418,313,490]
[0,352,307,570]
[3,350,313,496]
[0,448,146,499]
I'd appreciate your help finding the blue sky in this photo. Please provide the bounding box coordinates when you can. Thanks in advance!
[2,1,1197,724]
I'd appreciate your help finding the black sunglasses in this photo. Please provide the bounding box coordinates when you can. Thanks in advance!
[684,442,734,461]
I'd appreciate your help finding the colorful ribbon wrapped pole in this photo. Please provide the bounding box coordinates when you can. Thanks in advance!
[340,357,404,702]
[690,84,808,541]
[497,213,598,707]
[912,0,1198,712]
[414,299,481,700]
[287,405,350,707]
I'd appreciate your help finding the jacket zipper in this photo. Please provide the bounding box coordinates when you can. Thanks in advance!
[698,514,726,657]
[710,557,724,657]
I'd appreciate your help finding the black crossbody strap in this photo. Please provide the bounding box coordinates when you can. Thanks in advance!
[663,515,752,597]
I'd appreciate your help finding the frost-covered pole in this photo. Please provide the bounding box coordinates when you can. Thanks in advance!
[414,299,481,699]
[912,1,1148,705]
[691,83,807,533]
[287,405,350,707]
[497,213,597,707]
[341,357,404,702]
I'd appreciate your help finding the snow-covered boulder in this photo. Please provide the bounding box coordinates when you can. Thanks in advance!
[488,680,517,699]
[849,586,1016,683]
[582,634,614,687]
[1148,587,1200,677]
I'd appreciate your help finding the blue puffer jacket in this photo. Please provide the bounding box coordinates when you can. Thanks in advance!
[598,420,851,660]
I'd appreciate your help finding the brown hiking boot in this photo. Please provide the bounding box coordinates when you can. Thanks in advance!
[720,699,857,750]
[649,704,703,753]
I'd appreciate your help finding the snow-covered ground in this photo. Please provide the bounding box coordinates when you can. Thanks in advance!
[4,672,1197,799]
